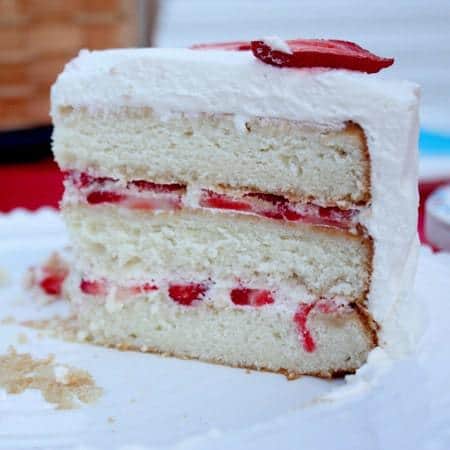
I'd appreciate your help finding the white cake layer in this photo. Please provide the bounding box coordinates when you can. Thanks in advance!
[51,48,420,345]
[68,280,375,377]
[53,108,369,205]
[63,204,372,302]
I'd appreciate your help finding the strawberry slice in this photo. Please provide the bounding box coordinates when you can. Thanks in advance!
[279,204,303,221]
[129,180,185,193]
[230,288,274,307]
[318,206,355,222]
[251,39,394,73]
[168,282,207,306]
[66,171,116,188]
[80,279,107,296]
[29,253,70,297]
[245,192,303,221]
[141,282,159,292]
[86,191,125,204]
[199,190,252,212]
[39,273,66,296]
[190,41,251,51]
[244,192,287,204]
[127,283,159,295]
[126,194,182,211]
[293,303,316,353]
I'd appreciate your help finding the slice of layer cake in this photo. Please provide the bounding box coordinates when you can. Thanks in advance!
[51,38,420,378]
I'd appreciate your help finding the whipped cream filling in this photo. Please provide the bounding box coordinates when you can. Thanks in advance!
[262,36,293,54]
[72,273,320,311]
[52,48,420,354]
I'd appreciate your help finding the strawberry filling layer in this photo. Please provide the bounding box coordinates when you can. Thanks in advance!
[65,171,359,229]
[199,190,357,229]
[79,276,352,353]
[79,278,274,309]
[67,171,185,211]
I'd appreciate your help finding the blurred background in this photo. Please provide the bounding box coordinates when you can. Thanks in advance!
[1,0,449,247]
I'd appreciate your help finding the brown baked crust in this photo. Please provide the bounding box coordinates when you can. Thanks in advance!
[346,121,371,205]
[352,301,380,348]
[85,337,373,381]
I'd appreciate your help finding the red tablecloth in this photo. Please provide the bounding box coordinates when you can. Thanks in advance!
[0,158,446,246]
[0,159,64,213]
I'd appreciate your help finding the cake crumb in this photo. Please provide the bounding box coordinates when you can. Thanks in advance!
[53,365,70,384]
[16,333,28,345]
[0,266,10,286]
[286,371,302,381]
[0,316,15,325]
[23,252,70,304]
[107,416,115,424]
[21,314,79,342]
[76,329,89,342]
[0,347,102,409]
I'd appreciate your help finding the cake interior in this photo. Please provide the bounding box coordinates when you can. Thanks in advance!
[56,106,377,377]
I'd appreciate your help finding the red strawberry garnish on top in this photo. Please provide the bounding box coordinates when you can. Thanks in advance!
[190,41,251,51]
[168,282,207,306]
[251,39,394,73]
[230,288,274,307]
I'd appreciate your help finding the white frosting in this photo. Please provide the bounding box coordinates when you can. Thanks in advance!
[51,48,420,352]
[262,36,293,54]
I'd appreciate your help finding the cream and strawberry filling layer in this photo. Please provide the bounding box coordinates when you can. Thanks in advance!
[63,171,364,232]
[72,274,358,354]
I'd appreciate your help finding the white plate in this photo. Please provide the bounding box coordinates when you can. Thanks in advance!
[0,209,449,450]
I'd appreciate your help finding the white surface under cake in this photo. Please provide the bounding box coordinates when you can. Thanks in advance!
[0,209,448,450]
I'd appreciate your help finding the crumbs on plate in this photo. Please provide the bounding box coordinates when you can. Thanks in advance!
[0,346,102,409]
